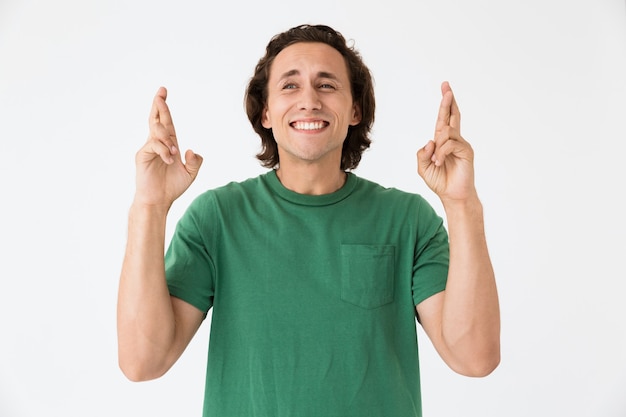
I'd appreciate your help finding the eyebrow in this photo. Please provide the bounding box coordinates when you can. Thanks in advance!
[278,69,340,81]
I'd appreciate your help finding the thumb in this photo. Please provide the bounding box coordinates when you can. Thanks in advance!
[183,149,203,179]
[416,140,435,174]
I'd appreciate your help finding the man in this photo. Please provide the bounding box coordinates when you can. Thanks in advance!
[117,24,500,417]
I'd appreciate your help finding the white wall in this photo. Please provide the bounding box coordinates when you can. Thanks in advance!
[1,0,625,416]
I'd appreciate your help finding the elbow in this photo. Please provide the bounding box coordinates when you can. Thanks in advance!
[459,352,500,377]
[119,366,150,383]
[118,354,167,382]
[444,334,501,377]
[453,344,501,378]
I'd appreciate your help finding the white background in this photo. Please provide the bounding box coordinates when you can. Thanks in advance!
[1,0,625,416]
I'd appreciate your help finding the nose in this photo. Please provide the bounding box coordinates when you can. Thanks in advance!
[298,85,321,111]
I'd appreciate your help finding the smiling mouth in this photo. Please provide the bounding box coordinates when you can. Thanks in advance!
[291,121,329,130]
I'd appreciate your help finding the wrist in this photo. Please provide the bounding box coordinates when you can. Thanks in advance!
[441,194,483,220]
[129,200,171,220]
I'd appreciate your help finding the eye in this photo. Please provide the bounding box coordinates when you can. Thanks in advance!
[319,83,336,89]
[282,83,298,90]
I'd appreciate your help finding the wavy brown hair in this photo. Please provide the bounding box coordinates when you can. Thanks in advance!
[244,24,375,170]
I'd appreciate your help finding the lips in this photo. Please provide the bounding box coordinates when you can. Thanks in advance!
[290,120,329,130]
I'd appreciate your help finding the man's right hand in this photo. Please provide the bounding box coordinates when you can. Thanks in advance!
[118,87,205,381]
[134,87,203,209]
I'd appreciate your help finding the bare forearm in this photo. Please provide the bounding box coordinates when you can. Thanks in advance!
[441,196,500,375]
[117,203,176,380]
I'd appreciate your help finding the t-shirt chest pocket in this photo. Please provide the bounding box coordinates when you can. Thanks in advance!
[340,244,395,309]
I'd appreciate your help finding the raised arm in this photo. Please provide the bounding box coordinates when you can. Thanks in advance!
[415,82,500,377]
[117,87,205,381]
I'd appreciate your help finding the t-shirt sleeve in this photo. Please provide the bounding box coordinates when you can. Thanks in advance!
[411,197,450,306]
[165,194,217,313]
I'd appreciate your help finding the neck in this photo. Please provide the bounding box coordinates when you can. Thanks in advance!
[275,162,347,195]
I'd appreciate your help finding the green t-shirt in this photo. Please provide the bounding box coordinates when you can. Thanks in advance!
[165,171,449,417]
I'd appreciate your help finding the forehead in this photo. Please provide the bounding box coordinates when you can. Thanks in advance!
[270,42,349,80]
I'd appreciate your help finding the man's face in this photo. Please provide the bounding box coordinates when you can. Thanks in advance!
[262,42,361,168]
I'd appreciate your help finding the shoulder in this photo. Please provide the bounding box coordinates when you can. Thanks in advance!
[182,172,273,223]
[350,174,444,229]
[191,172,271,204]
[351,174,429,207]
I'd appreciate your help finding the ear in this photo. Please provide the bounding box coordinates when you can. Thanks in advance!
[261,106,271,129]
[350,103,362,126]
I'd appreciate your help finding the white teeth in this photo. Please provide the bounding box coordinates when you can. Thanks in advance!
[293,121,325,130]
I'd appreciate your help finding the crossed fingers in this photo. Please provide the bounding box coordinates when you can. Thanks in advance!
[435,81,460,132]
[431,81,467,167]
[147,87,179,165]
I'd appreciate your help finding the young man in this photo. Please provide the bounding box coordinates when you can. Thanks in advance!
[117,24,500,417]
